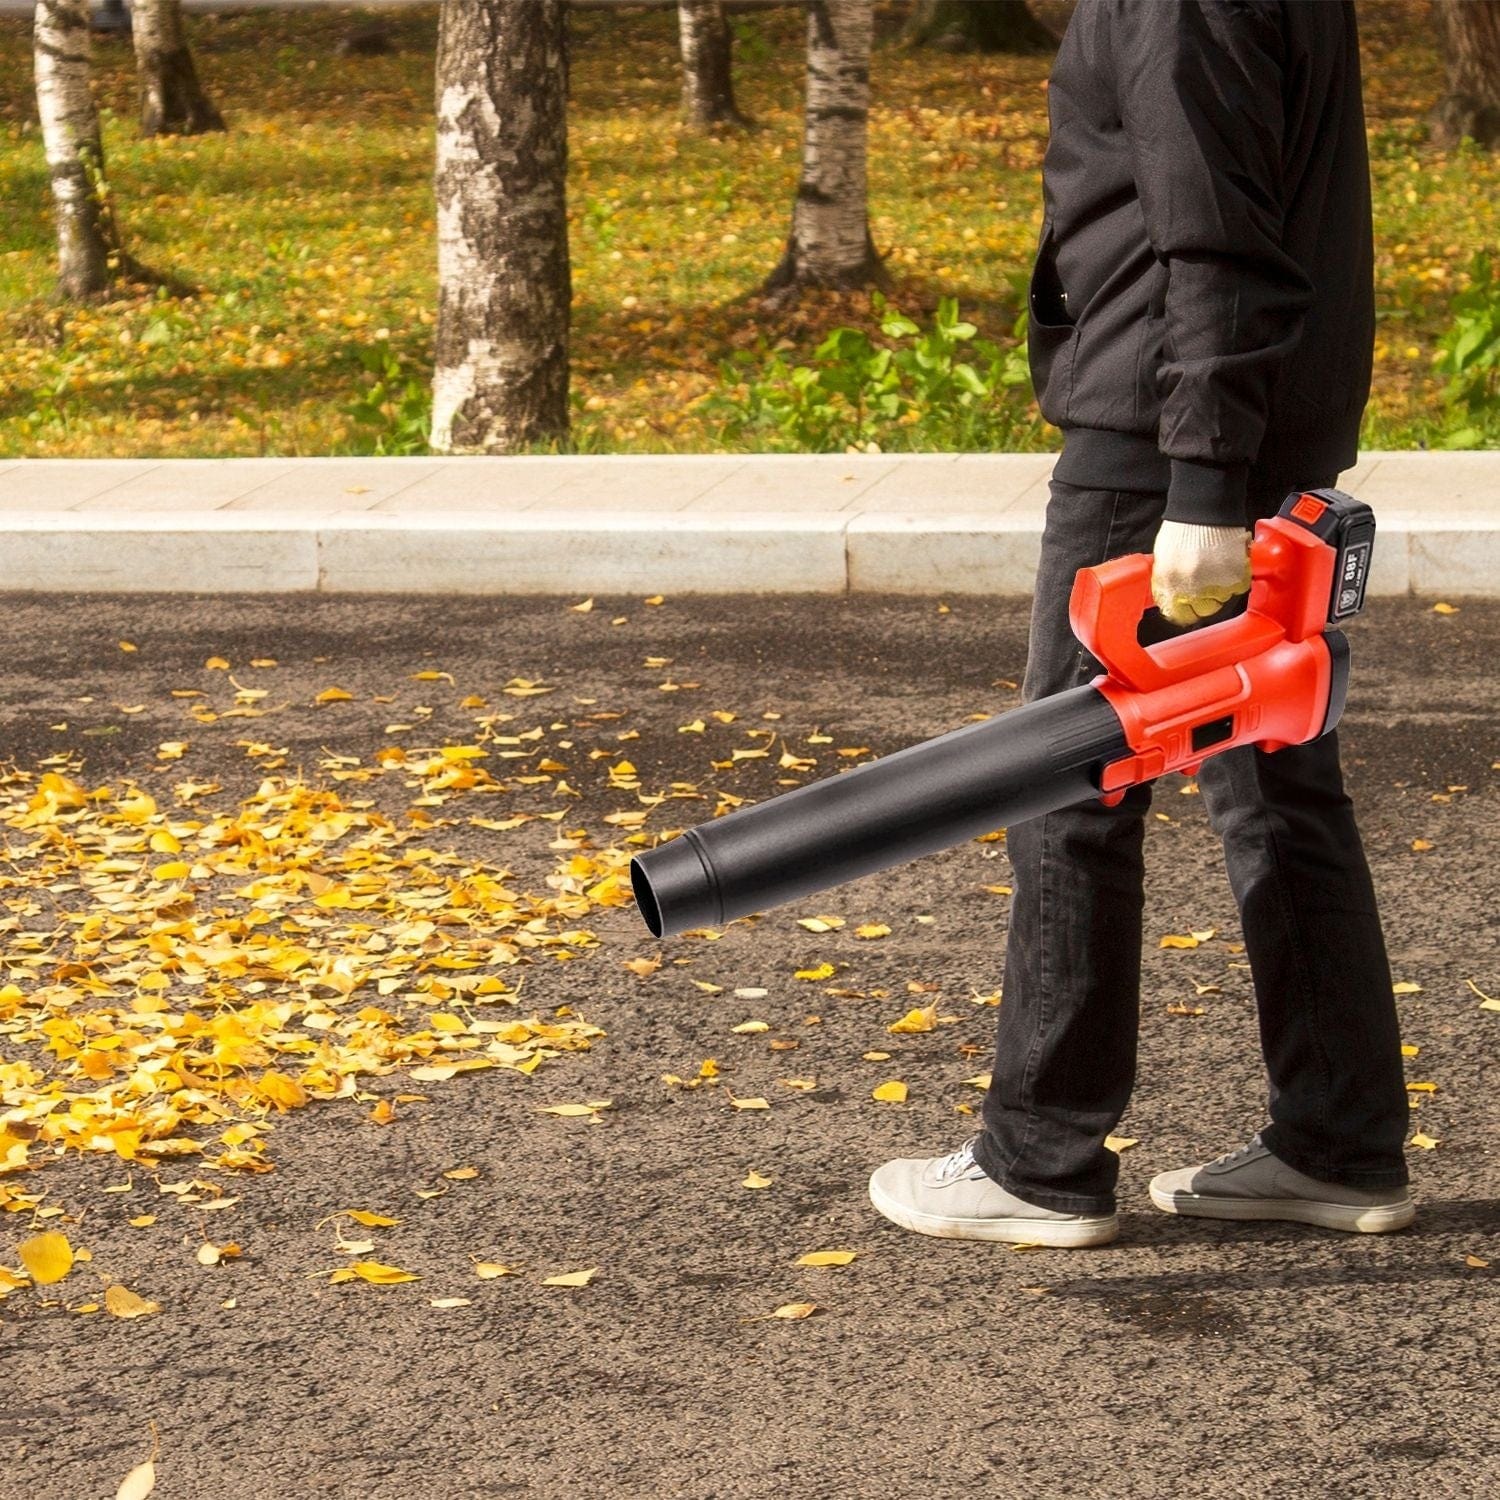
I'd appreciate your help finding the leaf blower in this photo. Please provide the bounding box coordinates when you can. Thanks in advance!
[629,489,1375,940]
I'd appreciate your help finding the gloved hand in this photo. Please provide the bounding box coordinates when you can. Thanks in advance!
[1151,520,1252,626]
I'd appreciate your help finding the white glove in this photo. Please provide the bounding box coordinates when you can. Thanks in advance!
[1151,520,1252,626]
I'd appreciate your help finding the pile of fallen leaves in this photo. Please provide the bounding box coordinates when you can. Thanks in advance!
[0,755,625,1206]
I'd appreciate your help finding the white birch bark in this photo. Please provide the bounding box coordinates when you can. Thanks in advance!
[677,1,744,128]
[34,0,114,298]
[763,0,884,298]
[131,0,225,137]
[431,0,571,454]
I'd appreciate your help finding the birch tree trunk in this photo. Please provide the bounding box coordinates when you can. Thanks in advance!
[431,0,571,454]
[762,0,885,301]
[678,1,746,128]
[34,0,123,298]
[131,0,226,137]
[1430,0,1500,148]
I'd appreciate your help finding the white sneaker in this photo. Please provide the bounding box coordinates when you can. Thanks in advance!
[1149,1136,1415,1233]
[868,1138,1119,1248]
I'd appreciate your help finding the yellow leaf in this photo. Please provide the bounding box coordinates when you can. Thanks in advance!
[539,1102,611,1118]
[256,1070,308,1111]
[962,1072,992,1089]
[104,1283,161,1319]
[1406,1081,1437,1093]
[1411,838,1433,851]
[474,1262,518,1280]
[444,1167,479,1180]
[795,962,836,981]
[730,1095,770,1110]
[1465,1254,1489,1269]
[1104,1135,1138,1153]
[1392,981,1422,995]
[888,1004,938,1035]
[542,1267,598,1287]
[151,861,190,881]
[690,979,724,994]
[119,641,138,653]
[426,1012,467,1033]
[698,1058,720,1079]
[18,1231,73,1285]
[855,923,891,940]
[742,1171,773,1189]
[115,1458,156,1500]
[863,1050,892,1062]
[1400,1044,1420,1058]
[796,1250,856,1267]
[316,687,354,703]
[732,1020,769,1034]
[872,1080,908,1103]
[370,1099,396,1126]
[346,1211,400,1228]
[205,656,230,670]
[347,1261,419,1285]
[796,916,845,932]
[768,1301,818,1319]
[981,883,1013,896]
[1431,602,1458,614]
[1411,1132,1440,1150]
[1159,934,1201,949]
[429,1297,473,1309]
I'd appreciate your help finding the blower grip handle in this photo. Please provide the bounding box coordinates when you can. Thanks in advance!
[1069,528,1301,695]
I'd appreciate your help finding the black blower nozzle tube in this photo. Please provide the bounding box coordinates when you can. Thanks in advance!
[629,684,1128,939]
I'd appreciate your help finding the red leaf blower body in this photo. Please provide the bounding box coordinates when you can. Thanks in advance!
[629,490,1376,940]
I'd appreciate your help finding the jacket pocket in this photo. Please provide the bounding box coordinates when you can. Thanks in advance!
[1027,221,1079,425]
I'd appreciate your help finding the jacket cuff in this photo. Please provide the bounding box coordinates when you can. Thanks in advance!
[1164,458,1249,528]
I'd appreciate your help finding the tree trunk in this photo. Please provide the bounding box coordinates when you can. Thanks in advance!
[34,0,122,298]
[431,0,571,454]
[762,0,886,301]
[902,0,1056,54]
[678,1,747,127]
[131,0,225,137]
[1430,0,1500,148]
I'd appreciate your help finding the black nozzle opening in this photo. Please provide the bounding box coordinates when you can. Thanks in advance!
[629,831,723,939]
[630,855,664,939]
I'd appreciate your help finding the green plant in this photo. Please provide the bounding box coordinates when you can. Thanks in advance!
[1433,250,1500,448]
[706,293,1036,452]
[346,342,431,455]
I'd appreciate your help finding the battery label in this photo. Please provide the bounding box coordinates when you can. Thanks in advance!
[1335,540,1371,617]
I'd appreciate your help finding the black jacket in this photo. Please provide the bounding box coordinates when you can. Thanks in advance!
[1028,0,1374,526]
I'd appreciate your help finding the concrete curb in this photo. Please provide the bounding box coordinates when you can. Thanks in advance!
[0,452,1494,595]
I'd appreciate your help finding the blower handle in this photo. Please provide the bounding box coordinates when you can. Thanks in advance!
[1067,489,1373,696]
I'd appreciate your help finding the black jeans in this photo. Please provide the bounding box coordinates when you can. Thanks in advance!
[971,477,1410,1214]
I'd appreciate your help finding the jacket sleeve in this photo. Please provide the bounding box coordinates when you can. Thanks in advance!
[1110,0,1316,527]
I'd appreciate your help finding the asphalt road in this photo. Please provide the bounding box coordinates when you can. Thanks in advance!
[2,589,1496,1499]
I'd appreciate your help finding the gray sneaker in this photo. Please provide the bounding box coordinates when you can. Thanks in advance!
[868,1138,1119,1247]
[1149,1136,1414,1233]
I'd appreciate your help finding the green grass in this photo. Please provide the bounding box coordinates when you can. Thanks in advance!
[0,0,1494,458]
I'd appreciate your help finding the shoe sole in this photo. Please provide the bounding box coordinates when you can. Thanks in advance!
[868,1175,1119,1248]
[1148,1182,1415,1233]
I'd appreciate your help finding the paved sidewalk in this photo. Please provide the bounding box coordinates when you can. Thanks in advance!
[0,451,1494,595]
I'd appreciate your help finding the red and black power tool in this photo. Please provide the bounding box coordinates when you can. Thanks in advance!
[630,490,1375,939]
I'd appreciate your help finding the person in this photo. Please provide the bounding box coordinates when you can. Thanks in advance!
[869,0,1413,1247]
